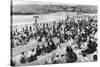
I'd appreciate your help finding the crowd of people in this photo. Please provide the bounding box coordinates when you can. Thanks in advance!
[11,14,97,66]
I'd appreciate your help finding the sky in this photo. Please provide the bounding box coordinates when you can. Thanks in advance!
[12,0,78,6]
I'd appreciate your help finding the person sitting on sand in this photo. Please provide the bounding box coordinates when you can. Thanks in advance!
[36,45,42,56]
[27,49,37,62]
[20,52,27,64]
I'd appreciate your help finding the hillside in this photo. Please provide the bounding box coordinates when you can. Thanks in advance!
[11,4,97,15]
